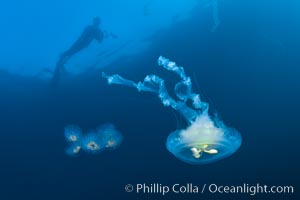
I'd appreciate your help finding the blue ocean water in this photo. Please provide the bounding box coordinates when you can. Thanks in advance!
[0,0,299,199]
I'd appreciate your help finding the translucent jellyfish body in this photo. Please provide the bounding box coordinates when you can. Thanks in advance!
[65,144,82,156]
[64,125,83,156]
[81,132,104,154]
[64,123,123,156]
[98,124,123,150]
[103,56,242,164]
[166,114,242,164]
[64,125,83,144]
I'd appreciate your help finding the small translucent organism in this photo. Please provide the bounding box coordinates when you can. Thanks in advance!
[64,125,83,156]
[102,56,242,164]
[98,124,123,150]
[64,124,123,156]
[81,132,104,154]
[65,144,82,156]
[64,125,83,144]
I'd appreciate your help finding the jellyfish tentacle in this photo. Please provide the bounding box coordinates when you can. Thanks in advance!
[102,72,137,88]
[103,71,199,122]
[158,56,208,113]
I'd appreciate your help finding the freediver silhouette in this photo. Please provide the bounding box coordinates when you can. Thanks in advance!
[52,17,117,86]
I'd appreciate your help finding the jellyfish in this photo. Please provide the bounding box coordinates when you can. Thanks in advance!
[81,132,104,154]
[102,56,242,164]
[97,124,123,150]
[64,124,123,156]
[65,144,82,156]
[64,125,83,156]
[64,125,83,144]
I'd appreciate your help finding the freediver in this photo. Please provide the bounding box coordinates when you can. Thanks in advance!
[52,17,117,85]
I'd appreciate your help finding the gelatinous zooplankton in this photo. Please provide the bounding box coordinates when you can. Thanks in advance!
[103,56,241,164]
[64,124,123,156]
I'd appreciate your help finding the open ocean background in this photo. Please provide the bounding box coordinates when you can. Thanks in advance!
[0,0,299,199]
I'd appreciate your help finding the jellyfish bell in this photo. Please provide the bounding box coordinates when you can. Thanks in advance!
[97,123,123,150]
[65,144,82,156]
[106,140,117,148]
[166,114,242,164]
[81,132,104,154]
[64,125,83,144]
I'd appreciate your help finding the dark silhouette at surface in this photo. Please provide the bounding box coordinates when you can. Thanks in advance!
[52,17,117,86]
